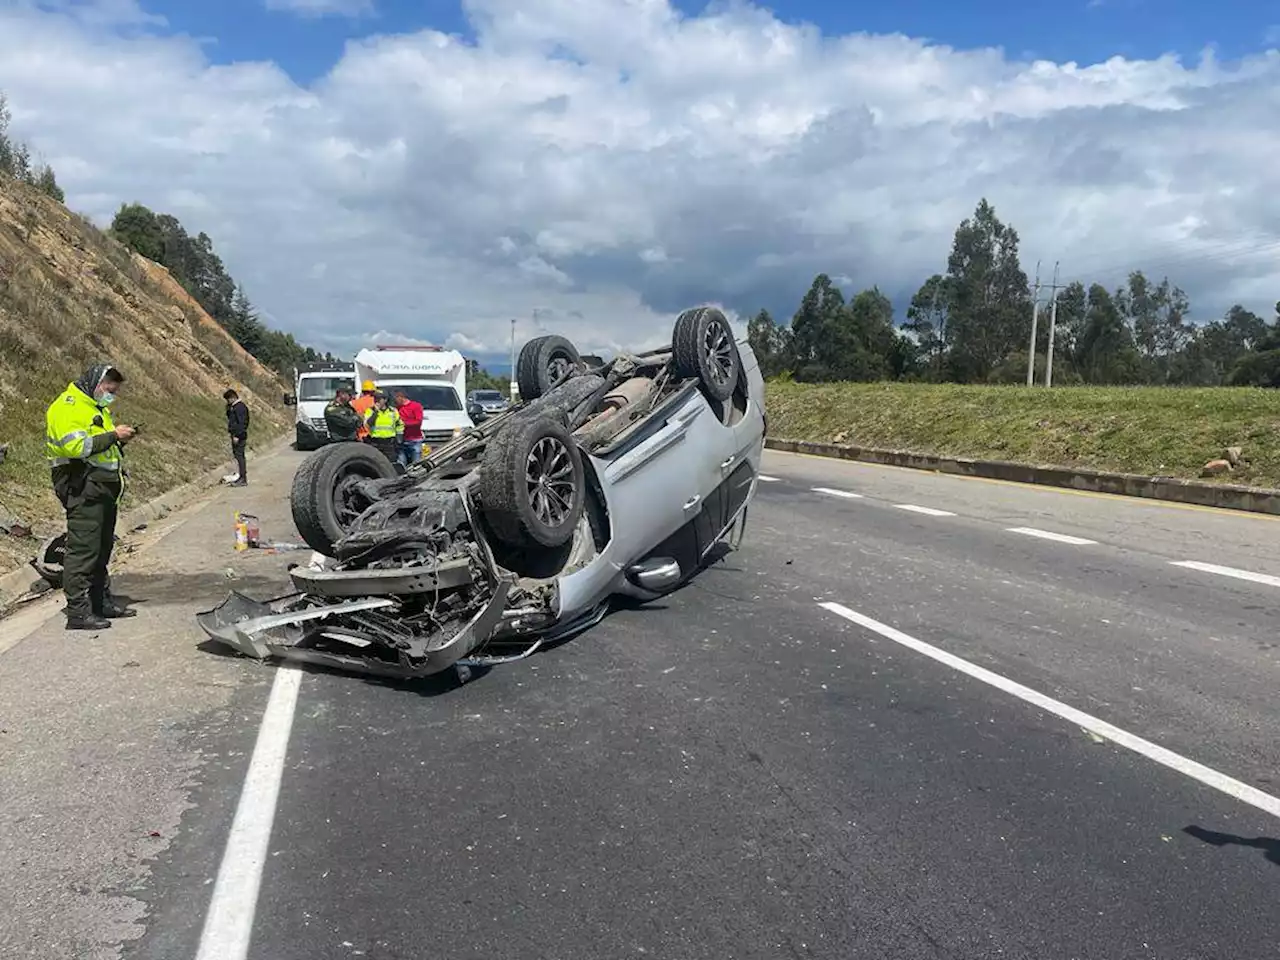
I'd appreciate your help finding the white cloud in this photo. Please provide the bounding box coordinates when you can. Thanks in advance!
[0,0,1278,366]
[263,0,374,18]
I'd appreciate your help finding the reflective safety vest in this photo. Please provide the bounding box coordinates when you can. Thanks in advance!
[45,381,123,478]
[364,407,403,440]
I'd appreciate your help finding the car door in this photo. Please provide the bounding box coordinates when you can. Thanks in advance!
[718,341,767,526]
[595,384,721,563]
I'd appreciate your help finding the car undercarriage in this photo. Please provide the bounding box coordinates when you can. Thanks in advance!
[198,306,762,682]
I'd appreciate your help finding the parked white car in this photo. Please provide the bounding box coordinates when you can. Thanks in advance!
[198,306,767,682]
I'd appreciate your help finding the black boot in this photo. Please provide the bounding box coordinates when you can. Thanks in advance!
[66,613,111,631]
[100,602,137,619]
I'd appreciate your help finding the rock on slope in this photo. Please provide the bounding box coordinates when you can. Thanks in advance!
[0,175,291,577]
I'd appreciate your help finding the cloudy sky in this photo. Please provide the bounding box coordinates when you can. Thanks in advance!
[0,0,1277,367]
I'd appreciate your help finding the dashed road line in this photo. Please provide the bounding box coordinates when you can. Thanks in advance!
[1006,527,1097,546]
[894,504,956,517]
[818,601,1280,821]
[813,486,864,499]
[195,665,303,960]
[1171,561,1280,589]
[758,474,781,482]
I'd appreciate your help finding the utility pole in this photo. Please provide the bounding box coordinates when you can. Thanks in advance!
[509,317,517,401]
[1027,260,1041,387]
[1044,261,1061,387]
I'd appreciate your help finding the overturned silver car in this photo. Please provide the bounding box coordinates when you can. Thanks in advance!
[197,306,766,681]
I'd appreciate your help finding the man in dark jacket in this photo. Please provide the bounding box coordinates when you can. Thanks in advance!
[323,386,362,442]
[224,389,250,486]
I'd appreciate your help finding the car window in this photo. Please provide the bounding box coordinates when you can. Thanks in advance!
[396,385,463,411]
[299,377,354,401]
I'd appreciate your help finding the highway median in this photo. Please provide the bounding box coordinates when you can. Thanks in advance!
[763,381,1280,514]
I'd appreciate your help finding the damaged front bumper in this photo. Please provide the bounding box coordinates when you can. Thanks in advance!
[196,578,513,680]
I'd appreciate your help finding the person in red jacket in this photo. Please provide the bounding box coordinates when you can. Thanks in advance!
[393,389,424,465]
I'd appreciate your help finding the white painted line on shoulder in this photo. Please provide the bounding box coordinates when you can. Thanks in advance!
[195,666,303,960]
[1172,560,1280,589]
[758,474,781,482]
[818,601,1280,821]
[813,486,864,499]
[1007,527,1097,545]
[894,504,956,517]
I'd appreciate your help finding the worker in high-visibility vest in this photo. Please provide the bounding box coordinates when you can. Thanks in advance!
[45,363,138,630]
[352,380,377,439]
[362,390,403,463]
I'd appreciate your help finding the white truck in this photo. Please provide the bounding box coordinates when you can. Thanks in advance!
[353,344,473,450]
[286,361,356,451]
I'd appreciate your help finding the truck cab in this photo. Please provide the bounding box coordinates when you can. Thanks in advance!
[287,362,356,451]
[354,345,473,451]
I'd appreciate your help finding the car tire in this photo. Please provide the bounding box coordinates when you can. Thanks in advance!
[291,442,398,555]
[479,413,586,550]
[517,335,583,401]
[672,305,740,402]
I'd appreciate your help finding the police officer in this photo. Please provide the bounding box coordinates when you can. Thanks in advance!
[362,390,403,463]
[323,386,362,442]
[45,363,137,630]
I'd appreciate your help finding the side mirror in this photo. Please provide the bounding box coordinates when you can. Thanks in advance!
[283,394,297,406]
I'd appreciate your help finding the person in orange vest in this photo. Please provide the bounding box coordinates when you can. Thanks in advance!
[351,380,376,439]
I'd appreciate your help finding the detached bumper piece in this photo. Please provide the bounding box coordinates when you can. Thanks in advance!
[196,580,513,680]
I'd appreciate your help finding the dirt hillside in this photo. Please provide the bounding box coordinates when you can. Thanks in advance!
[0,174,292,578]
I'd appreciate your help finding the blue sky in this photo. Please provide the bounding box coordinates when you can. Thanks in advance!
[5,0,1278,361]
[133,0,1280,86]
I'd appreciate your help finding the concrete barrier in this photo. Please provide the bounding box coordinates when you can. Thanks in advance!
[766,437,1280,516]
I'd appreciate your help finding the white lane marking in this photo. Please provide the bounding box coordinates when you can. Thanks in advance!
[195,666,303,960]
[894,504,956,517]
[758,474,781,482]
[1172,561,1280,589]
[813,486,864,499]
[1007,527,1098,546]
[818,601,1280,821]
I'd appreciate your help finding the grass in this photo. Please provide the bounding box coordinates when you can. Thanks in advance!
[0,176,292,579]
[764,381,1280,489]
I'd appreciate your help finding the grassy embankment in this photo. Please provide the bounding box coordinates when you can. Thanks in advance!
[0,177,291,578]
[764,381,1280,489]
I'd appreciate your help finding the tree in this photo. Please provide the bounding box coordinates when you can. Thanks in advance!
[788,274,848,380]
[903,273,951,380]
[1118,270,1192,382]
[746,308,792,378]
[34,163,63,202]
[1076,284,1141,383]
[826,287,895,381]
[110,203,165,261]
[939,199,1032,382]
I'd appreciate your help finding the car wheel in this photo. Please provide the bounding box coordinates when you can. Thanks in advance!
[479,413,586,550]
[291,442,398,555]
[517,334,583,401]
[672,306,740,402]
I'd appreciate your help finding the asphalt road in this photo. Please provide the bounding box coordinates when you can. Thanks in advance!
[8,447,1280,959]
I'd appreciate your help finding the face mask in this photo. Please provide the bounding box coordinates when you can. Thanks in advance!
[98,392,117,407]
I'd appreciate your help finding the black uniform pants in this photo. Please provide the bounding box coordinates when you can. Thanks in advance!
[366,436,398,463]
[63,491,119,617]
[231,434,247,481]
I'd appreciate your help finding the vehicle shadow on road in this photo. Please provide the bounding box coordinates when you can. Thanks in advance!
[111,572,288,610]
[1184,825,1280,868]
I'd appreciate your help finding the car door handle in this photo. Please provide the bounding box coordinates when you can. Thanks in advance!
[683,495,701,511]
[720,455,735,470]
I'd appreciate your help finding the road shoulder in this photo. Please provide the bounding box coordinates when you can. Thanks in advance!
[0,445,306,960]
